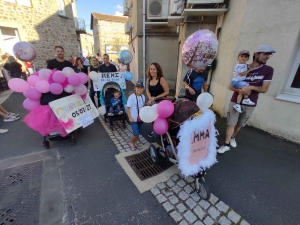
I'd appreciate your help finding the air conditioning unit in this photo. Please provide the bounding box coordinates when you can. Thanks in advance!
[123,0,131,16]
[169,0,183,15]
[187,0,224,4]
[147,0,169,20]
[125,22,132,34]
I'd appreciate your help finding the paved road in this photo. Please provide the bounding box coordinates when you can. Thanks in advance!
[0,92,175,225]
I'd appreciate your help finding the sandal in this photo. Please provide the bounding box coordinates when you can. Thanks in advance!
[129,144,136,151]
[134,145,142,150]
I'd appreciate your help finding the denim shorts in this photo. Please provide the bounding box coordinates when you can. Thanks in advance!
[130,122,143,136]
[232,80,249,88]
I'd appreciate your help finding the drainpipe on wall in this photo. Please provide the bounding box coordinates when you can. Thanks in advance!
[143,0,146,85]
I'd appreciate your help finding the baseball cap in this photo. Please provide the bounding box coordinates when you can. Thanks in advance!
[254,45,276,53]
[238,50,250,56]
[135,80,144,87]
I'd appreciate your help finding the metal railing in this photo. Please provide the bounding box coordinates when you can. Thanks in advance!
[74,17,86,32]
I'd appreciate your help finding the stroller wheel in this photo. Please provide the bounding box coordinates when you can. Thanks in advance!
[194,177,210,200]
[43,140,50,149]
[149,144,159,164]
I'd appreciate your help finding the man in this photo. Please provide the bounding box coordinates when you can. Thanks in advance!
[99,54,117,73]
[47,46,73,71]
[182,68,208,102]
[218,45,275,154]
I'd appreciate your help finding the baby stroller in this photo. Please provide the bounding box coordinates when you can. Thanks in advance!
[99,82,127,130]
[148,96,212,200]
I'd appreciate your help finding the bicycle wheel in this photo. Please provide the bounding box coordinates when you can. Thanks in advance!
[194,177,210,200]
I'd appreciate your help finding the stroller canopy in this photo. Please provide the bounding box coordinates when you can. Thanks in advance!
[99,82,127,106]
[102,82,122,98]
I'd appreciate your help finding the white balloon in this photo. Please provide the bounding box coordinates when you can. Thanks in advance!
[98,105,106,116]
[196,93,213,111]
[139,106,157,123]
[64,84,74,93]
[151,104,159,120]
[89,71,98,81]
[62,67,75,77]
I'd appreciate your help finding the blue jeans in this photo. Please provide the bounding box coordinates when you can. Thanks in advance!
[232,80,249,88]
[109,105,122,114]
[130,122,143,136]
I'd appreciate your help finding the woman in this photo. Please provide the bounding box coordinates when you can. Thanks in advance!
[88,57,101,107]
[146,62,169,137]
[4,56,22,78]
[73,57,88,86]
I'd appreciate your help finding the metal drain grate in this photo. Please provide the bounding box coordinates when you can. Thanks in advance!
[0,160,43,225]
[125,150,173,181]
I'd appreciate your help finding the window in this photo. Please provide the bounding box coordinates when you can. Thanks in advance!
[57,0,66,16]
[4,0,31,7]
[276,45,300,103]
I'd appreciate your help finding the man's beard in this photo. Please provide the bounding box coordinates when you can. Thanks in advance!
[255,58,266,65]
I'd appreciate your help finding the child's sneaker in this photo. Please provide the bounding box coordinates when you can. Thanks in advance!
[3,116,20,122]
[233,104,242,113]
[242,98,255,105]
[108,112,114,116]
[118,111,123,115]
[8,112,19,117]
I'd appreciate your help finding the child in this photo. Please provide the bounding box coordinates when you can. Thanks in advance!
[126,80,145,151]
[232,50,255,113]
[108,89,123,116]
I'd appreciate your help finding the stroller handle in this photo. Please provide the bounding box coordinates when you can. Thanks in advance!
[171,95,186,103]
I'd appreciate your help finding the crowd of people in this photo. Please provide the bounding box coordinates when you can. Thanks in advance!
[0,43,276,158]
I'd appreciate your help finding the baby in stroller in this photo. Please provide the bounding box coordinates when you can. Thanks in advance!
[99,82,127,130]
[108,89,124,116]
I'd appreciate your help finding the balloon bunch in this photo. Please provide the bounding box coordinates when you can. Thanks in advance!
[139,100,175,135]
[8,67,89,111]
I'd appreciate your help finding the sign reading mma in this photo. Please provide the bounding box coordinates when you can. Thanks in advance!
[93,72,126,91]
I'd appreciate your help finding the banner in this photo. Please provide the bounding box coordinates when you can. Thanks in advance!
[49,95,99,133]
[93,72,126,91]
[176,109,218,177]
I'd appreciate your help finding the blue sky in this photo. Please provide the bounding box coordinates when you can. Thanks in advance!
[75,0,124,34]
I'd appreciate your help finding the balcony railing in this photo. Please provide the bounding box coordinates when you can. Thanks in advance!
[74,17,86,34]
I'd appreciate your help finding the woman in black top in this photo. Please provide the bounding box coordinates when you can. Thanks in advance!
[88,57,101,107]
[146,62,169,137]
[146,62,169,105]
[4,56,22,78]
[73,57,88,86]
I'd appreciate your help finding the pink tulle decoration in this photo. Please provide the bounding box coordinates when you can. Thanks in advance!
[59,119,74,130]
[81,93,87,99]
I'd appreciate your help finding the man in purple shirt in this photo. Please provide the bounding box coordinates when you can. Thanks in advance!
[218,45,276,154]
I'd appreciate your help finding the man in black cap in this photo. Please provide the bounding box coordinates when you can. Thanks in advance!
[218,45,276,154]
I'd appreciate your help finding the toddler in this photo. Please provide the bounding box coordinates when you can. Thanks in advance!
[232,50,255,113]
[108,89,123,116]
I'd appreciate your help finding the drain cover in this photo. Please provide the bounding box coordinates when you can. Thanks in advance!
[125,150,173,181]
[0,160,43,225]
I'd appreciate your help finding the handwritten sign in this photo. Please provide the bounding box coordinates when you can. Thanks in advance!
[49,95,99,133]
[93,72,126,91]
[188,126,210,165]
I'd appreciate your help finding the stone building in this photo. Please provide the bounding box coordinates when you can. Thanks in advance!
[90,13,129,62]
[80,32,94,57]
[0,0,86,69]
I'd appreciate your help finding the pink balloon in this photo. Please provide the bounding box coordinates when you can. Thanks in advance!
[49,83,63,95]
[27,75,41,87]
[68,74,81,86]
[52,71,67,84]
[8,78,30,93]
[23,98,40,111]
[153,117,169,134]
[35,80,50,93]
[25,88,42,100]
[157,100,174,118]
[77,72,88,84]
[74,84,88,95]
[39,68,52,80]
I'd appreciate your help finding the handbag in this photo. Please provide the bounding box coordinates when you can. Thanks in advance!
[136,94,144,123]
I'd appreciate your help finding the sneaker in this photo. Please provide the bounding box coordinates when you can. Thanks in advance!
[0,129,8,134]
[148,131,154,138]
[108,113,114,116]
[217,145,230,154]
[230,138,237,148]
[3,116,20,122]
[233,104,242,113]
[8,112,19,117]
[118,111,123,115]
[242,98,255,105]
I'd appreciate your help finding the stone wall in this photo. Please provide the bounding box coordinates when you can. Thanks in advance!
[0,0,79,70]
[98,20,129,62]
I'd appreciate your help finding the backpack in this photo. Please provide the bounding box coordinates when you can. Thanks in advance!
[169,100,200,130]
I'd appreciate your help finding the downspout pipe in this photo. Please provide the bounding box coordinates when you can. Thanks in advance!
[143,0,146,85]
